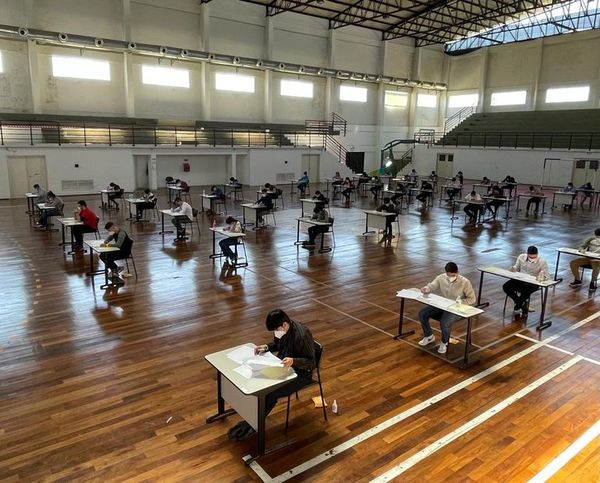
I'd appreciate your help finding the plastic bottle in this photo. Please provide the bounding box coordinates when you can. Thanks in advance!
[202,189,206,196]
[332,399,338,414]
[212,219,217,229]
[456,295,462,307]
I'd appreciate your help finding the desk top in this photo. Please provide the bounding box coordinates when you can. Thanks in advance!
[482,196,512,201]
[37,203,54,210]
[296,217,331,226]
[125,198,146,203]
[557,247,600,260]
[202,194,217,199]
[516,193,547,199]
[210,227,246,238]
[241,203,262,209]
[25,192,37,197]
[299,198,323,203]
[159,209,179,216]
[83,239,120,253]
[478,266,559,287]
[56,217,83,226]
[553,191,576,196]
[397,288,483,318]
[364,210,396,217]
[205,343,296,396]
[167,185,183,190]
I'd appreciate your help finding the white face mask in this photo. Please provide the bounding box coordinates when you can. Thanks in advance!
[274,330,286,339]
[447,275,458,283]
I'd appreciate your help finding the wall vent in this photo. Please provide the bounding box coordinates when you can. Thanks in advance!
[61,179,94,191]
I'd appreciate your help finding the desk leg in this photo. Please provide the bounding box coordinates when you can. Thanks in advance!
[257,395,266,458]
[536,286,552,331]
[363,213,375,235]
[88,248,94,275]
[450,201,458,221]
[294,220,302,246]
[206,372,237,423]
[459,317,480,370]
[394,297,415,339]
[209,230,222,259]
[542,197,547,215]
[159,212,173,235]
[59,224,66,246]
[554,251,562,282]
[476,271,490,308]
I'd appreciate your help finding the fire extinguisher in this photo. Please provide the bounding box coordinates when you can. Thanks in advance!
[183,161,190,172]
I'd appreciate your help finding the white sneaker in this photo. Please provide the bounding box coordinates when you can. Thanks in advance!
[418,335,435,346]
[437,342,448,354]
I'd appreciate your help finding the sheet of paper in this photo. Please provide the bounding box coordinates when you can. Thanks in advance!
[233,365,254,379]
[226,345,255,365]
[396,288,421,300]
[245,356,283,370]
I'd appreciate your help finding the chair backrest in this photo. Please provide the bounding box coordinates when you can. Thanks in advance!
[95,217,100,231]
[121,235,133,257]
[313,340,323,369]
[328,217,334,225]
[152,198,158,208]
[192,207,199,218]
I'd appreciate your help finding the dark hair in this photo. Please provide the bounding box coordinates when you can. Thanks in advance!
[529,185,534,190]
[78,200,87,207]
[265,183,271,188]
[211,185,216,190]
[225,216,236,224]
[229,177,235,181]
[33,184,39,189]
[173,197,182,203]
[595,228,600,236]
[445,262,458,273]
[315,190,321,195]
[47,191,55,198]
[266,309,290,331]
[527,246,538,255]
[303,171,307,175]
[470,190,476,196]
[105,222,114,230]
[383,197,390,203]
[261,188,267,193]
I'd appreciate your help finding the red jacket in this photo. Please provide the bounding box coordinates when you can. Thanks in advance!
[79,207,98,229]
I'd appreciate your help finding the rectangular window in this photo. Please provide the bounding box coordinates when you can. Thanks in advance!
[340,85,367,103]
[384,91,409,108]
[0,51,3,73]
[51,55,111,81]
[448,93,478,108]
[490,90,527,106]
[215,72,255,93]
[545,85,590,103]
[417,93,437,108]
[280,79,313,98]
[142,65,190,88]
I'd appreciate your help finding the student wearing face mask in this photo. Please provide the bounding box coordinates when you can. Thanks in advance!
[418,262,476,354]
[569,228,600,291]
[504,245,549,316]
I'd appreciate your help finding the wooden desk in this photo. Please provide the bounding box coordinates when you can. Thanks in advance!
[515,193,547,214]
[240,203,265,228]
[205,343,296,463]
[125,198,146,221]
[299,198,326,217]
[395,288,484,369]
[158,209,178,235]
[475,266,559,331]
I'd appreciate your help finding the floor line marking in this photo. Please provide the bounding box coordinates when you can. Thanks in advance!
[312,299,396,338]
[261,340,548,483]
[528,418,600,483]
[242,455,271,482]
[370,356,583,482]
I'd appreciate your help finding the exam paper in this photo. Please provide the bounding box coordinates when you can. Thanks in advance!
[226,345,255,365]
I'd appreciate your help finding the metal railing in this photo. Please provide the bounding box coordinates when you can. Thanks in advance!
[0,120,320,148]
[443,105,477,134]
[424,130,600,150]
[331,112,347,136]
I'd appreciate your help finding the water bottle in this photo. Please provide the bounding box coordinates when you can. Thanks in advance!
[212,219,216,229]
[202,189,206,196]
[456,295,462,307]
[332,399,338,414]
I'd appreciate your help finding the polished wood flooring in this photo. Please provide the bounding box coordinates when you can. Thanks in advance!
[1,183,599,482]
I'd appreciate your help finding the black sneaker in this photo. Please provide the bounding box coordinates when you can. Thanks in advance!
[589,282,597,291]
[569,280,582,288]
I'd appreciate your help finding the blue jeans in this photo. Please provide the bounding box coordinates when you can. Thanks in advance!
[418,306,463,344]
[219,237,239,260]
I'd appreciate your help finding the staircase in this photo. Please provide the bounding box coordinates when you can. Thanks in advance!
[444,105,477,134]
[381,139,416,176]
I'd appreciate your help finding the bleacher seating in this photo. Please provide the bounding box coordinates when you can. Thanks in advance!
[439,109,600,149]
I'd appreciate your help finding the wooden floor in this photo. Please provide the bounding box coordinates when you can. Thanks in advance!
[1,183,599,482]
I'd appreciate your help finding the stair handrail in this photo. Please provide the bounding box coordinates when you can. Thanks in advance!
[444,105,476,134]
[331,112,347,136]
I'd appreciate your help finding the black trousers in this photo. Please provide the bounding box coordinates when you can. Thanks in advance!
[308,225,329,244]
[526,197,541,212]
[486,200,504,216]
[39,208,59,226]
[71,225,96,246]
[100,250,127,271]
[265,375,313,415]
[342,188,353,199]
[383,215,395,235]
[447,188,459,200]
[107,193,121,208]
[464,203,482,221]
[172,215,191,235]
[503,279,538,309]
[136,202,154,219]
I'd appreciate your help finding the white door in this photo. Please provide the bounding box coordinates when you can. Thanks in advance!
[301,153,320,183]
[572,159,599,188]
[436,153,454,180]
[7,156,48,198]
[134,155,150,190]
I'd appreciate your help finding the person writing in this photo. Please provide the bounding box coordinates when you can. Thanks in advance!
[297,171,309,195]
[416,180,433,206]
[229,309,315,440]
[32,184,47,204]
[369,176,383,200]
[332,171,343,185]
[418,262,476,354]
[569,228,600,291]
[255,188,273,227]
[36,191,64,229]
[219,216,243,266]
[171,197,193,241]
[136,188,156,222]
[301,205,330,249]
[485,184,504,218]
[376,197,397,240]
[341,177,355,204]
[463,190,483,224]
[526,185,544,215]
[99,222,133,284]
[503,246,549,316]
[312,190,327,208]
[71,200,98,251]
[106,182,122,210]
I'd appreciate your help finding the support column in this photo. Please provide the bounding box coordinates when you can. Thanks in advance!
[231,151,237,179]
[264,70,272,123]
[375,82,385,169]
[200,62,210,121]
[122,0,131,42]
[478,48,489,113]
[123,53,135,118]
[325,76,333,119]
[531,38,544,110]
[200,3,210,52]
[149,152,158,190]
[264,16,274,61]
[27,40,41,114]
[327,29,336,69]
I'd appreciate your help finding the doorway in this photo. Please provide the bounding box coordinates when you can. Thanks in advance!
[571,159,599,188]
[436,153,454,180]
[301,153,320,183]
[133,155,150,190]
[7,156,48,198]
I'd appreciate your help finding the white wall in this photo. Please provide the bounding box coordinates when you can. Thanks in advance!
[156,154,229,186]
[412,144,583,187]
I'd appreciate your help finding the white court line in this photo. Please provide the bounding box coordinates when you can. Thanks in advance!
[528,418,600,483]
[249,309,600,482]
[370,356,583,482]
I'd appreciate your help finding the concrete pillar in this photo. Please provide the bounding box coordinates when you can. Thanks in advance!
[149,152,158,190]
[327,30,336,69]
[200,3,210,51]
[123,53,135,118]
[325,76,333,118]
[531,38,544,110]
[26,40,41,114]
[478,48,489,113]
[264,70,272,123]
[122,0,131,42]
[201,62,210,121]
[264,16,274,61]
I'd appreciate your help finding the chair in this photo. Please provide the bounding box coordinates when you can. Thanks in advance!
[263,209,277,226]
[502,288,543,315]
[285,340,327,434]
[123,251,138,279]
[220,236,249,268]
[273,189,284,210]
[93,217,101,239]
[578,263,598,289]
[181,208,201,238]
[213,197,227,215]
[317,217,335,253]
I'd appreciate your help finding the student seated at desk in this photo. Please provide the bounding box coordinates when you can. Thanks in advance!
[36,191,64,229]
[136,189,156,222]
[106,182,122,210]
[526,185,544,215]
[408,169,418,183]
[332,171,343,185]
[370,176,383,200]
[456,171,464,186]
[312,190,327,205]
[220,216,243,266]
[297,172,309,194]
[429,171,438,183]
[418,262,476,354]
[480,176,491,185]
[211,185,226,202]
[229,309,316,440]
[33,184,47,203]
[501,175,517,197]
[341,177,355,203]
[357,172,370,187]
[504,246,549,317]
[569,228,600,291]
[416,180,433,204]
[72,200,98,251]
[578,182,594,207]
[445,177,461,203]
[100,222,133,284]
[301,205,330,249]
[485,185,504,218]
[561,182,576,210]
[464,190,483,223]
[171,197,193,241]
[256,189,273,226]
[229,176,241,187]
[391,183,407,206]
[376,197,397,240]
